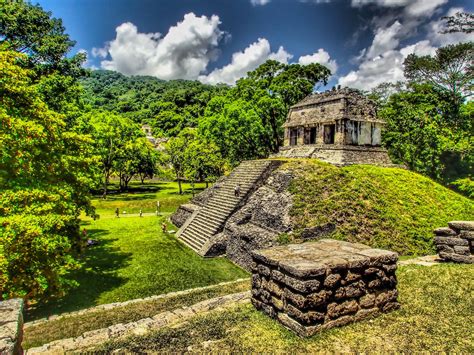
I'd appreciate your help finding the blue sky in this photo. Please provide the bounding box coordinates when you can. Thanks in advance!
[38,0,473,89]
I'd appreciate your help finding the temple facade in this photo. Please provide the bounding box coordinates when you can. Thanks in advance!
[275,87,392,166]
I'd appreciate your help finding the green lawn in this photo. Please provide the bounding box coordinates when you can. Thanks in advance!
[99,263,474,353]
[27,181,248,321]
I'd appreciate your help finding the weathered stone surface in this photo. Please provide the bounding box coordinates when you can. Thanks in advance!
[170,204,198,228]
[0,298,23,355]
[439,252,474,264]
[448,221,474,232]
[434,236,469,246]
[434,222,474,263]
[251,239,399,337]
[434,227,457,236]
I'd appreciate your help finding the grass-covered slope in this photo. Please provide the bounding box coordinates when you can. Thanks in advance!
[285,159,473,255]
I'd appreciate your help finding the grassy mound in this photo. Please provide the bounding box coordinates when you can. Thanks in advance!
[284,159,473,255]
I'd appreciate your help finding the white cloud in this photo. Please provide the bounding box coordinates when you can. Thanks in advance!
[96,13,225,80]
[366,21,402,58]
[338,39,439,90]
[298,48,338,74]
[250,0,271,6]
[199,38,292,85]
[91,46,108,59]
[351,0,447,17]
[427,7,474,47]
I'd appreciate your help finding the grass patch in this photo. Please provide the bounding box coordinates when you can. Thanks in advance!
[27,181,247,321]
[23,279,250,349]
[98,263,474,353]
[285,159,473,255]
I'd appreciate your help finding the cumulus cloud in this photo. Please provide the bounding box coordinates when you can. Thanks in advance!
[366,21,402,58]
[199,38,292,85]
[298,48,338,74]
[91,46,108,59]
[337,1,469,90]
[250,0,271,6]
[351,0,447,18]
[96,13,225,80]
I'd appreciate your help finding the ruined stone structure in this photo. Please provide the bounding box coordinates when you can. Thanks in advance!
[0,298,24,354]
[175,160,282,256]
[251,239,400,337]
[275,88,392,165]
[434,221,474,263]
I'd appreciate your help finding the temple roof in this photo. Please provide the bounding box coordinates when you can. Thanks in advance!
[291,87,375,110]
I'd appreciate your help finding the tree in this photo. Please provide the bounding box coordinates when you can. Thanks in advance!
[165,130,196,194]
[114,137,159,190]
[0,0,78,71]
[0,48,95,300]
[441,11,474,34]
[200,60,331,164]
[403,42,474,111]
[82,111,142,198]
[380,83,472,183]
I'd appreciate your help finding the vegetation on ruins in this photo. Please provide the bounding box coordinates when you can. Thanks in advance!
[286,159,473,255]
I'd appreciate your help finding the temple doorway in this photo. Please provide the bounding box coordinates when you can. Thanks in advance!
[323,124,335,144]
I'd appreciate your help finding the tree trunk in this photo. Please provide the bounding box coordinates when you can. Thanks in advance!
[102,170,110,199]
[176,171,183,194]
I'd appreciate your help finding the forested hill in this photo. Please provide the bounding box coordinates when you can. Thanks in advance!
[80,70,228,135]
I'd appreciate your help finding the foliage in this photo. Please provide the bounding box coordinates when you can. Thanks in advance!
[0,48,95,300]
[286,159,473,256]
[80,70,227,135]
[403,42,473,107]
[98,263,474,353]
[199,60,331,164]
[380,84,472,184]
[441,11,474,34]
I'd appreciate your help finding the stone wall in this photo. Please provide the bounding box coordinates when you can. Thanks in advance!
[170,203,198,228]
[434,221,474,263]
[251,240,399,337]
[0,299,24,355]
[223,169,294,270]
[275,145,393,166]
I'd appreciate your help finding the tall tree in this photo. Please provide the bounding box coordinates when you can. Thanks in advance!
[0,48,95,300]
[403,42,474,111]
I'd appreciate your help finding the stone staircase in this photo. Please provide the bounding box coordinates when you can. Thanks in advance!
[177,160,277,256]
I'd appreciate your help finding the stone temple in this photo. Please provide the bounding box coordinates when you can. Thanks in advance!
[274,87,392,166]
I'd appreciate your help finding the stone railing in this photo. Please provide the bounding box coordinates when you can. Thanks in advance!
[251,239,399,337]
[0,299,24,354]
[434,221,474,263]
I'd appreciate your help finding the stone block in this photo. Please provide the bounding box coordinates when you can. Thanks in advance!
[448,221,474,232]
[251,239,399,337]
[434,236,468,246]
[433,227,457,236]
[439,252,474,264]
[453,245,470,255]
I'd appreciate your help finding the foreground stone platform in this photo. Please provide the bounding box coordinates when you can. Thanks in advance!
[434,221,474,263]
[251,239,399,337]
[0,298,24,355]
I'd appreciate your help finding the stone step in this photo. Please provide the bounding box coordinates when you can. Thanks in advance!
[192,215,225,230]
[179,233,203,252]
[181,226,209,242]
[184,223,216,239]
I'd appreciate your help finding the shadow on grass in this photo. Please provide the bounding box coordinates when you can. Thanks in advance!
[26,229,132,321]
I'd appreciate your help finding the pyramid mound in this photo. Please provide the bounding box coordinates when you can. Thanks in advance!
[172,159,473,269]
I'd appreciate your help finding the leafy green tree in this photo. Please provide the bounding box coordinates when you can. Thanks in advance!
[114,137,159,190]
[0,48,95,300]
[165,130,195,194]
[380,84,472,184]
[404,42,473,111]
[199,60,331,163]
[81,111,142,197]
